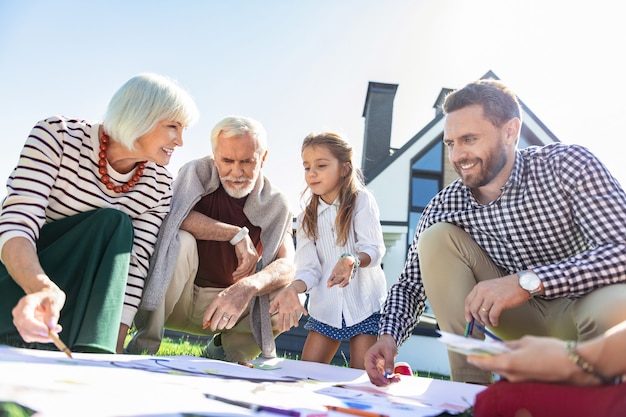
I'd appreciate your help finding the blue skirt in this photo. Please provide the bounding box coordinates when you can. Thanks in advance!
[304,313,380,341]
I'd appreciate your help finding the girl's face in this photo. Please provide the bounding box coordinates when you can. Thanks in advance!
[302,144,349,204]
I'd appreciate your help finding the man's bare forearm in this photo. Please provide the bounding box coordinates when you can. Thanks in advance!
[180,210,240,241]
[237,258,295,296]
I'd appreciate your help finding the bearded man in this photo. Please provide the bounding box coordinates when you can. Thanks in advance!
[364,79,626,385]
[127,116,295,362]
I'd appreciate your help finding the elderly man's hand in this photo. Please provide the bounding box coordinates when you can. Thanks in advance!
[232,235,259,280]
[202,283,255,331]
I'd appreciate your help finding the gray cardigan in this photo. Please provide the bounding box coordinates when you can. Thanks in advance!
[140,155,292,357]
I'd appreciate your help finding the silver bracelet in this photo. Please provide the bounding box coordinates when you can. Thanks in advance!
[229,226,249,246]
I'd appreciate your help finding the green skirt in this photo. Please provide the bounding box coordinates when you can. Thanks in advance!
[0,208,133,353]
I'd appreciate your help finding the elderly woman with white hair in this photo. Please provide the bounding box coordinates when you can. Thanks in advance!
[0,73,199,354]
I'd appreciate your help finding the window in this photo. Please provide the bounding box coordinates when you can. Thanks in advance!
[408,141,443,244]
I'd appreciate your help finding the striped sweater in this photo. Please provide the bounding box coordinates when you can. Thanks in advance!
[0,116,173,325]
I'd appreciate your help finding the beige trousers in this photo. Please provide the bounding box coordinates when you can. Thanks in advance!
[417,222,626,384]
[129,230,282,361]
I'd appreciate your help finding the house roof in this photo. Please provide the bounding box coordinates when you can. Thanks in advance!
[364,70,561,183]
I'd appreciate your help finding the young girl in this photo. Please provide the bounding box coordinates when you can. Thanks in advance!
[269,132,387,369]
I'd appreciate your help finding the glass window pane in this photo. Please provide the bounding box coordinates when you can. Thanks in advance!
[412,177,440,207]
[408,211,421,245]
[412,142,442,171]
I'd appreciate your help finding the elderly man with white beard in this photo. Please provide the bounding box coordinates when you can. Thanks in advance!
[126,116,295,362]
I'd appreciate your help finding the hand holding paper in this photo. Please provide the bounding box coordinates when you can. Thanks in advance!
[437,330,510,356]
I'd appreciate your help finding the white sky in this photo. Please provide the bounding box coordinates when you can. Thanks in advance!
[1,0,625,213]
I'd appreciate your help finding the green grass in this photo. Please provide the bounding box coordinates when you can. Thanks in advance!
[155,337,206,356]
[125,332,449,380]
[123,332,204,356]
[0,402,36,417]
[416,370,449,380]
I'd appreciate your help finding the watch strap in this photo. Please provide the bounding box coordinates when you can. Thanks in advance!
[229,226,249,245]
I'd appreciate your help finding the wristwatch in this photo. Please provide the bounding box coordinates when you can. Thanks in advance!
[229,226,249,246]
[518,270,542,297]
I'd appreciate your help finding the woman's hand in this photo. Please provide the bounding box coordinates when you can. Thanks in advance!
[12,286,66,343]
[3,237,66,343]
[467,335,595,385]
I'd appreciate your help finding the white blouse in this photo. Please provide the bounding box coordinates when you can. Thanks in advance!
[295,188,387,328]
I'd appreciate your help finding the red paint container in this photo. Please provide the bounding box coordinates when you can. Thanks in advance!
[394,361,413,376]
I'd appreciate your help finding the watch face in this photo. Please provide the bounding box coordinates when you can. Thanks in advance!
[520,271,540,291]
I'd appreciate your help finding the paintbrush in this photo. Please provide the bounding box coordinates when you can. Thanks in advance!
[48,329,73,358]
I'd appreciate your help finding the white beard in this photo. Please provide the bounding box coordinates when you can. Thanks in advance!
[221,176,255,199]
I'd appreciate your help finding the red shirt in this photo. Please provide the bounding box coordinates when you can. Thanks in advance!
[192,185,262,287]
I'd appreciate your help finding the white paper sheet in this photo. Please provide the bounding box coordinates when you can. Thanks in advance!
[437,330,511,356]
[0,345,485,417]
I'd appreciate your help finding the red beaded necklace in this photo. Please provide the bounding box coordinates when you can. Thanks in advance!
[98,133,146,193]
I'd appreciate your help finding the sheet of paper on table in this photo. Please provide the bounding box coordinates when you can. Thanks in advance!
[437,330,511,356]
[0,345,485,417]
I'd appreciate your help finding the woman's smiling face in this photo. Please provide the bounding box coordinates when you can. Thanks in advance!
[133,120,184,166]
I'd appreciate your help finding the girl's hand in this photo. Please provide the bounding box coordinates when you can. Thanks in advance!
[269,282,308,332]
[327,256,355,288]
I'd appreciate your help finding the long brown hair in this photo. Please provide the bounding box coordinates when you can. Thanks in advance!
[300,132,364,246]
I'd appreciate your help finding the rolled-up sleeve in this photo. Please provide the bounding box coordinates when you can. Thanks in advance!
[293,215,322,292]
[354,190,386,266]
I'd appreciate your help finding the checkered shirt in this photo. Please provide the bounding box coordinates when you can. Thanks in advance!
[380,142,626,344]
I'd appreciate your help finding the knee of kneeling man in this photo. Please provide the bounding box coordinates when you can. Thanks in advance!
[417,222,464,253]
